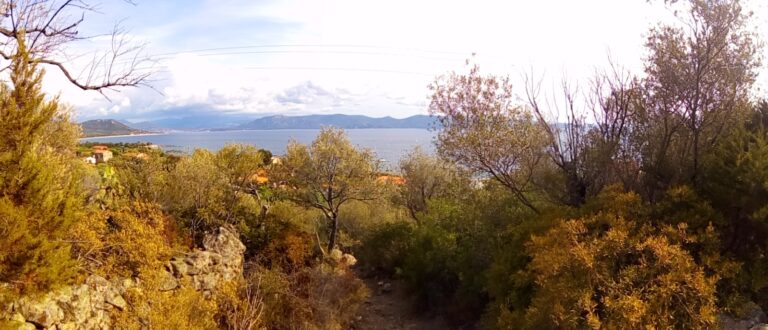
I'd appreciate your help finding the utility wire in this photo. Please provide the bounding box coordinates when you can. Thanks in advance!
[148,44,471,58]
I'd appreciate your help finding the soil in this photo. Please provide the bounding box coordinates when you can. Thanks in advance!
[350,274,456,330]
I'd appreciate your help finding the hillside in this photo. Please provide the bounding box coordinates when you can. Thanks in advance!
[80,119,151,137]
[230,114,436,130]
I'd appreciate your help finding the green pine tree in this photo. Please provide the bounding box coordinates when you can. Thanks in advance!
[0,36,83,294]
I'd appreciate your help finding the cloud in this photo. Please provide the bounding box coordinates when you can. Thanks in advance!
[40,0,768,122]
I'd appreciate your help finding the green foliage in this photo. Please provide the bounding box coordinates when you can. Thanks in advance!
[275,127,382,251]
[0,38,82,294]
[397,147,468,223]
[163,144,266,240]
[429,63,549,212]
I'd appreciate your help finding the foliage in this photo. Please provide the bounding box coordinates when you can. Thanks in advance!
[523,202,718,328]
[255,264,369,330]
[0,39,83,294]
[114,277,218,330]
[429,62,549,212]
[214,276,266,330]
[274,127,382,251]
[397,147,468,223]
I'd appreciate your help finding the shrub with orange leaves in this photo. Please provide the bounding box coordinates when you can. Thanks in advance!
[522,208,719,329]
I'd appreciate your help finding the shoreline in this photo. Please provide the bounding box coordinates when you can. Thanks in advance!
[80,132,166,140]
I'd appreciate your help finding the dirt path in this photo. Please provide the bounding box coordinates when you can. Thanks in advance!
[350,275,454,330]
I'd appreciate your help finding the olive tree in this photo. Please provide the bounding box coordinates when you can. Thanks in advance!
[641,0,761,191]
[276,127,381,252]
[398,147,466,223]
[429,63,548,213]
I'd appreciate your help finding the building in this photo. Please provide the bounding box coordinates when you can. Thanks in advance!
[376,175,406,185]
[92,146,113,163]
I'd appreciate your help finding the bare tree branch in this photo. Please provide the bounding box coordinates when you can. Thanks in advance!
[0,0,154,95]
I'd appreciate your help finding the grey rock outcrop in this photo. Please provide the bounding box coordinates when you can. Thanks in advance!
[720,305,768,330]
[2,275,133,330]
[164,226,246,296]
[1,226,245,329]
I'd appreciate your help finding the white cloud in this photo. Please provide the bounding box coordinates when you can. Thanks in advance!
[35,0,768,121]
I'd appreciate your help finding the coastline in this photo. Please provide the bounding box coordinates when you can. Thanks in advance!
[80,132,166,140]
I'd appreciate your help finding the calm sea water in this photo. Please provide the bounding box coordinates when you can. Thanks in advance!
[81,129,436,168]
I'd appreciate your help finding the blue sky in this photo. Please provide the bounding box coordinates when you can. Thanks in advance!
[42,0,768,122]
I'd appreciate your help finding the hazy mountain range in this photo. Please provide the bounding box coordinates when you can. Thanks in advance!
[79,119,153,138]
[228,114,435,130]
[80,114,436,137]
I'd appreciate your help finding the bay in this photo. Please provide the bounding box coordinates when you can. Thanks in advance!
[81,128,437,168]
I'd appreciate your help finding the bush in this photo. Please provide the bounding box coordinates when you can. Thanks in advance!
[357,222,414,275]
[523,211,718,329]
[114,277,218,329]
[255,264,369,329]
[214,275,265,330]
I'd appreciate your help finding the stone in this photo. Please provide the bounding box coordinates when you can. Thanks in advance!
[9,313,25,323]
[381,283,393,293]
[720,304,768,330]
[341,253,357,266]
[104,292,127,311]
[158,271,180,291]
[17,297,64,328]
[170,257,189,276]
[3,226,248,329]
[57,322,78,330]
[0,320,35,330]
[329,249,344,262]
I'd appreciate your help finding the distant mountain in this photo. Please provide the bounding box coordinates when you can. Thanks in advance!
[80,119,152,138]
[230,114,436,130]
[130,115,258,131]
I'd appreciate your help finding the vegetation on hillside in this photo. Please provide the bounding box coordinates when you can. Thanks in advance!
[1,0,768,329]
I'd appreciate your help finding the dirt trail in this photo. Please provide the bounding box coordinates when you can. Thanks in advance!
[350,275,453,330]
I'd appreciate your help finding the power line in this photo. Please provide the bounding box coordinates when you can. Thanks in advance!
[143,50,465,64]
[242,66,434,76]
[148,44,471,58]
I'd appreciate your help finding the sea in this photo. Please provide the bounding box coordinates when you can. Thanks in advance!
[80,129,437,169]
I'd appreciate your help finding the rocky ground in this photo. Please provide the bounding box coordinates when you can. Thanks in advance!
[350,275,455,330]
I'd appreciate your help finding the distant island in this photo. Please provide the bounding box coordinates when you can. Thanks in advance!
[223,114,436,130]
[79,119,154,138]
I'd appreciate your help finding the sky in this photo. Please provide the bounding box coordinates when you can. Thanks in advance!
[40,0,768,123]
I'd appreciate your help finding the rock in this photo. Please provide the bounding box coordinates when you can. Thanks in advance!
[2,226,248,329]
[9,313,25,323]
[57,322,78,330]
[104,293,127,311]
[158,271,180,291]
[381,283,393,293]
[169,257,189,276]
[0,320,35,330]
[720,304,768,330]
[202,226,246,266]
[329,249,344,262]
[170,227,246,292]
[17,296,64,328]
[341,253,357,266]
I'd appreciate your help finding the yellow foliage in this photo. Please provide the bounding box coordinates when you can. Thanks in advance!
[214,276,266,330]
[524,212,718,329]
[70,201,177,279]
[113,276,217,330]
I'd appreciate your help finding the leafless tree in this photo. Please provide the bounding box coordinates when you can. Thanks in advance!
[0,0,153,97]
[525,61,641,206]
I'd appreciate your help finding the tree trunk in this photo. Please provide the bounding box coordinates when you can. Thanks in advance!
[327,214,339,252]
